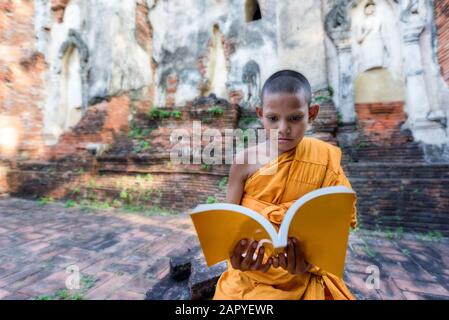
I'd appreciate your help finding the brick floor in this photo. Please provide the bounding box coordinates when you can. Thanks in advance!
[0,197,448,300]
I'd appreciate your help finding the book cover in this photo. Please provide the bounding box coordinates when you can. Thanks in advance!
[189,186,356,278]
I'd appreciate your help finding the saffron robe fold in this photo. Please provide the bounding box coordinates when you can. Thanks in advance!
[213,137,357,300]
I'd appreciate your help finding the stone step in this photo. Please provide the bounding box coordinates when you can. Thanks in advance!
[344,161,449,236]
[345,163,449,178]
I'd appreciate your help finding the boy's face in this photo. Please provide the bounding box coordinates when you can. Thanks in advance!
[256,92,319,152]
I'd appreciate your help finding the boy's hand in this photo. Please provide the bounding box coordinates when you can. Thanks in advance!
[230,239,272,272]
[272,237,311,275]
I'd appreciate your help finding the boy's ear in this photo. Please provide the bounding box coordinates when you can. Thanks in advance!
[255,106,263,118]
[308,104,320,122]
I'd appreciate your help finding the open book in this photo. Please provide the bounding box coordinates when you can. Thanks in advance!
[189,186,356,278]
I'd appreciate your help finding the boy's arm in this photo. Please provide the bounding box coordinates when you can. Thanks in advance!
[225,152,247,205]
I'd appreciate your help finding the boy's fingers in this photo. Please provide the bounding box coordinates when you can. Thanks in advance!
[260,258,272,273]
[287,238,296,274]
[293,238,305,274]
[250,246,264,270]
[232,239,247,260]
[241,240,258,269]
[279,251,287,269]
[230,254,239,269]
[231,239,248,269]
[272,256,279,268]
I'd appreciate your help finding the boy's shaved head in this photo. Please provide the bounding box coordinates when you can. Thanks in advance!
[261,70,312,107]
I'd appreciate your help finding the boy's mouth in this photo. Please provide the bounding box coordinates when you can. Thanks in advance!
[277,138,293,144]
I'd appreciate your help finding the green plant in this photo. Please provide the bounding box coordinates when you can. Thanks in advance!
[87,179,97,189]
[111,199,123,208]
[148,106,161,119]
[80,274,97,291]
[208,106,224,116]
[385,228,395,240]
[37,196,54,206]
[360,242,378,260]
[311,95,329,104]
[206,196,217,204]
[120,188,133,204]
[145,173,154,183]
[201,163,212,171]
[133,140,151,153]
[35,295,54,300]
[159,110,171,119]
[122,204,144,213]
[336,111,343,125]
[171,110,182,119]
[65,200,77,208]
[418,230,443,242]
[356,141,369,150]
[79,200,93,214]
[70,186,81,195]
[241,116,259,126]
[218,176,228,190]
[91,200,112,210]
[128,126,151,139]
[34,274,97,300]
[395,226,404,239]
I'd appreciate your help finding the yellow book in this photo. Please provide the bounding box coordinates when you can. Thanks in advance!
[189,186,356,278]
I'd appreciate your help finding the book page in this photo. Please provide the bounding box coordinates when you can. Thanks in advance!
[190,209,276,267]
[286,192,355,278]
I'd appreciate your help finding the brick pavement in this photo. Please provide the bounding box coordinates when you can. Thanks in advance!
[0,197,448,300]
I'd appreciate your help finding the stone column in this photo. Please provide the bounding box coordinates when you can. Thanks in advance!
[334,35,356,123]
[324,0,356,124]
[400,1,447,144]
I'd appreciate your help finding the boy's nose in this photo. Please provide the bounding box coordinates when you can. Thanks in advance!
[278,121,290,137]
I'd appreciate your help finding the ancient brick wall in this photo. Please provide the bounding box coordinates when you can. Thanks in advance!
[355,102,407,146]
[0,1,47,160]
[435,0,449,85]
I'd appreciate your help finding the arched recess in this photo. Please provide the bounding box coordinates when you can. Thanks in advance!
[204,24,228,99]
[43,29,89,145]
[245,0,262,22]
[58,30,88,128]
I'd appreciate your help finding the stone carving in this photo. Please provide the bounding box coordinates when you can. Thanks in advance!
[58,29,89,112]
[400,0,426,24]
[242,60,261,107]
[324,0,352,36]
[353,1,388,73]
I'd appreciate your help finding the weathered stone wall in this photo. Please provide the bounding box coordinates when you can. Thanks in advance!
[1,0,449,235]
[324,0,449,150]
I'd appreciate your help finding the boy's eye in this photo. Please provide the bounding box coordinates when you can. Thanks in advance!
[289,115,304,121]
[267,116,278,122]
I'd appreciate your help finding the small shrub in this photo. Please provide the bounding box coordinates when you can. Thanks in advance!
[208,106,224,116]
[38,196,54,206]
[171,110,182,119]
[206,196,217,204]
[65,200,76,208]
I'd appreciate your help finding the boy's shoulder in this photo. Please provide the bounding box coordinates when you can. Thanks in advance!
[299,137,342,166]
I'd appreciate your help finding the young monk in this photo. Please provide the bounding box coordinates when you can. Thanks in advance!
[213,70,357,300]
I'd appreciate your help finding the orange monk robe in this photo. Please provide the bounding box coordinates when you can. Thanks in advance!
[213,137,357,300]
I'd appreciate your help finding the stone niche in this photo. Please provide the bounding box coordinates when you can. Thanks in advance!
[354,68,406,145]
[43,29,88,145]
[325,0,449,150]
